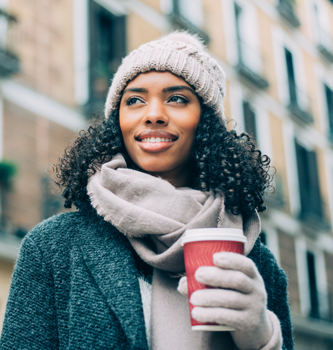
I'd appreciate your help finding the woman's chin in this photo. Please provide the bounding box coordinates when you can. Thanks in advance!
[139,166,172,175]
[134,161,174,176]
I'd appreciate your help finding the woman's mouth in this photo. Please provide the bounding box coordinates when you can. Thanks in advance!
[140,137,174,143]
[137,137,176,152]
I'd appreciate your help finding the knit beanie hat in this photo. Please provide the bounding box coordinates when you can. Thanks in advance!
[104,31,226,119]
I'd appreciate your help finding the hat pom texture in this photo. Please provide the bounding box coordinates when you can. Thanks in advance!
[162,31,206,51]
[104,31,226,119]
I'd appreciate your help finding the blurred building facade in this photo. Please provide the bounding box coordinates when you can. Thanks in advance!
[0,0,333,349]
[0,0,85,329]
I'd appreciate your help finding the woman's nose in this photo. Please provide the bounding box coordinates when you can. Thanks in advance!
[143,100,169,125]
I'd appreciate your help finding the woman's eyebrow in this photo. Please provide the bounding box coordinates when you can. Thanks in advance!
[163,85,196,95]
[122,87,148,94]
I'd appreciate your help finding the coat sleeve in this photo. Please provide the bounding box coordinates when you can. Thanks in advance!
[0,235,58,350]
[254,242,294,350]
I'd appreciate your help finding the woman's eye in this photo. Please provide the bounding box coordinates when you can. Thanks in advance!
[126,97,144,106]
[168,95,188,104]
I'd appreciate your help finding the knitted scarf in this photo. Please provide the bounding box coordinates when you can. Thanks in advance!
[87,154,260,350]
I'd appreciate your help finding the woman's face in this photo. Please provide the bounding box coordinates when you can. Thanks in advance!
[119,71,201,187]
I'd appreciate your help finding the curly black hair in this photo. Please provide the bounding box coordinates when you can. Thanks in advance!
[54,105,273,215]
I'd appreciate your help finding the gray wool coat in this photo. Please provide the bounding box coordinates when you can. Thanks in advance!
[0,203,294,350]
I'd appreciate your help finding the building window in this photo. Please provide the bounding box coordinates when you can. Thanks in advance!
[324,84,333,141]
[313,2,333,63]
[242,101,257,141]
[277,0,300,27]
[285,48,297,106]
[284,48,313,124]
[233,2,268,89]
[176,0,203,28]
[234,3,242,60]
[0,7,20,77]
[295,140,323,223]
[86,0,126,116]
[168,0,209,43]
[307,251,320,319]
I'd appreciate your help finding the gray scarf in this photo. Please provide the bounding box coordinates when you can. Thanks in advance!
[87,154,260,350]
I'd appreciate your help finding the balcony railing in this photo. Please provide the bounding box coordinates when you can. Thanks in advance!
[287,83,314,124]
[0,8,20,77]
[236,41,269,89]
[317,29,333,63]
[277,0,300,27]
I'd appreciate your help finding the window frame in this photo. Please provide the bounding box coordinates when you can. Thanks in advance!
[294,139,323,222]
[272,27,309,112]
[161,0,209,43]
[295,236,330,320]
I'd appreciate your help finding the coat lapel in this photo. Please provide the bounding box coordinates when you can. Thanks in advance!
[76,209,148,349]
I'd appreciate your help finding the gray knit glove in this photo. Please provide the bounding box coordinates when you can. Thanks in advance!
[177,252,283,350]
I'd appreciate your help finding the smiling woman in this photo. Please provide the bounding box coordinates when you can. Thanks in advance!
[0,32,293,350]
[119,71,201,187]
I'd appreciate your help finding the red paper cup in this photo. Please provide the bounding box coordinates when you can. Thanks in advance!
[181,228,247,331]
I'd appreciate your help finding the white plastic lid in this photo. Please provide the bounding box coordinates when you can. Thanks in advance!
[181,228,247,246]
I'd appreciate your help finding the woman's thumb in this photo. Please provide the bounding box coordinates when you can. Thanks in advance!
[177,276,188,295]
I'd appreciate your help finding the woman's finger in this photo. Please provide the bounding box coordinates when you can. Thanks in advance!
[195,266,254,294]
[191,306,246,330]
[213,252,258,279]
[190,288,248,310]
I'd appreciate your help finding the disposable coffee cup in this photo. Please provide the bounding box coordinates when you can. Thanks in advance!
[181,228,247,331]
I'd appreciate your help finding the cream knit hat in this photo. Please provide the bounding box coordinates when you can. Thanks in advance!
[104,31,226,119]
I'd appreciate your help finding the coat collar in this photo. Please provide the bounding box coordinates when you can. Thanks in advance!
[76,205,148,349]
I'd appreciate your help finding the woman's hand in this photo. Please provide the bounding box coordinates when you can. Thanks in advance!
[178,252,275,350]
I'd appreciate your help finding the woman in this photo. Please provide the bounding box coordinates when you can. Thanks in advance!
[0,32,293,350]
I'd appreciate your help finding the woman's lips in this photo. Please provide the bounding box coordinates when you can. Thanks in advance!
[135,132,178,153]
[137,140,175,152]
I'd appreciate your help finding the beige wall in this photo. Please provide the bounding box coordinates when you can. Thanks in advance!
[141,0,162,12]
[316,148,331,223]
[205,0,226,61]
[269,114,290,213]
[0,260,14,333]
[257,10,278,101]
[3,100,75,231]
[8,0,75,107]
[127,12,162,52]
[278,230,301,314]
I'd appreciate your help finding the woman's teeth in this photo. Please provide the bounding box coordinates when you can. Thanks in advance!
[140,137,174,143]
